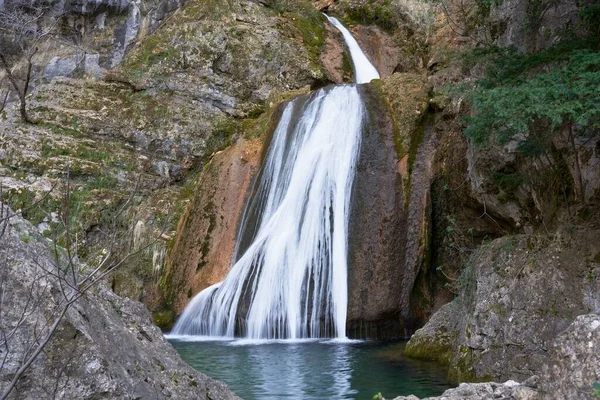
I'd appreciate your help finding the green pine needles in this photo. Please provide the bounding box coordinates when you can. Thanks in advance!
[461,40,600,155]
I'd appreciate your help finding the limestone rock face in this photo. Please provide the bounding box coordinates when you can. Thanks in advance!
[163,137,265,313]
[346,73,432,337]
[488,0,580,52]
[0,208,239,399]
[539,313,600,399]
[116,0,330,114]
[405,230,600,383]
[3,0,188,79]
[1,0,342,318]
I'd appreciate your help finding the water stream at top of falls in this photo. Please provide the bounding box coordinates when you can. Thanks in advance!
[171,16,379,340]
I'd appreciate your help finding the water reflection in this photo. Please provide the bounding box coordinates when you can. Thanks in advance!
[169,339,450,400]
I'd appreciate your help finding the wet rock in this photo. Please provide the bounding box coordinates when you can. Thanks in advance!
[320,24,352,83]
[346,82,404,338]
[346,73,431,338]
[404,300,460,366]
[163,137,265,313]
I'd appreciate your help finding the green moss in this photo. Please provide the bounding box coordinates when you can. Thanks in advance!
[271,1,326,69]
[205,117,238,157]
[19,233,32,243]
[341,50,354,79]
[196,200,216,272]
[448,345,479,383]
[405,337,456,366]
[40,122,87,138]
[153,310,175,330]
[2,188,58,225]
[339,0,397,32]
[290,9,326,61]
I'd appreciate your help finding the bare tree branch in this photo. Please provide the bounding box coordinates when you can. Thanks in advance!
[0,171,171,399]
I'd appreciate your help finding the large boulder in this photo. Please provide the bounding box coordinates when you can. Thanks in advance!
[0,207,239,399]
[405,229,600,382]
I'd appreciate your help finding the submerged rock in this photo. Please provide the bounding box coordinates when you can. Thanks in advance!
[0,208,239,399]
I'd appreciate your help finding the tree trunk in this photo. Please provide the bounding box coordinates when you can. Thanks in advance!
[567,124,584,202]
[0,52,33,124]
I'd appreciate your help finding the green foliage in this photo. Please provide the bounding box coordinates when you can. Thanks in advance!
[342,0,397,32]
[579,4,600,38]
[271,0,326,65]
[372,392,384,400]
[461,40,600,152]
[491,171,524,201]
[593,382,600,397]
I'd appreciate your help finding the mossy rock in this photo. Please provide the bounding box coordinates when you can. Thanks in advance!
[405,300,460,367]
[153,310,176,330]
[373,73,431,160]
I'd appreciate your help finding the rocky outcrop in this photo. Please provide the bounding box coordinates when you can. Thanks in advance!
[400,314,600,400]
[391,379,540,400]
[1,0,345,317]
[0,208,239,399]
[405,229,600,383]
[404,300,460,366]
[487,0,580,52]
[2,0,189,82]
[351,25,401,77]
[116,0,332,112]
[331,0,434,74]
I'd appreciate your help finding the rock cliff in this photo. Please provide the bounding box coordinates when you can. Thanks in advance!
[1,0,349,323]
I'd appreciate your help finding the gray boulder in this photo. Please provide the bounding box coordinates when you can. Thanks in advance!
[405,229,600,383]
[0,207,239,400]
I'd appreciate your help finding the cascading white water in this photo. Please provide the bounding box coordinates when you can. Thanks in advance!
[171,16,379,339]
[324,15,380,84]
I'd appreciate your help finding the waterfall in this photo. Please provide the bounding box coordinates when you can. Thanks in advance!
[171,16,379,340]
[324,15,380,84]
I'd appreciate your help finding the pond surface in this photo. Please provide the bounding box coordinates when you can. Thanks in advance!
[168,337,451,400]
